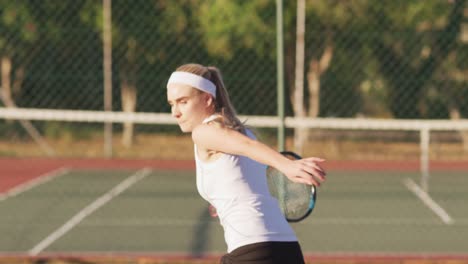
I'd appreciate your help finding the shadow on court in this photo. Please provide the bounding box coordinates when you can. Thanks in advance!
[190,205,214,257]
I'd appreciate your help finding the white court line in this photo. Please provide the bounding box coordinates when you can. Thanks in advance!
[403,178,454,225]
[0,168,69,201]
[28,168,152,256]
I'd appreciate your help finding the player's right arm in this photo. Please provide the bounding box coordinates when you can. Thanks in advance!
[192,123,326,185]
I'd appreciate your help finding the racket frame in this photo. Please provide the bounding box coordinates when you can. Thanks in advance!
[273,151,318,223]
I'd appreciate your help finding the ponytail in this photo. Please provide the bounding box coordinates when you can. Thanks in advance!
[175,63,246,133]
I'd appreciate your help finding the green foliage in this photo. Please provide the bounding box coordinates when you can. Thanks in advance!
[0,0,37,55]
[196,0,275,59]
[0,0,466,119]
[43,122,96,140]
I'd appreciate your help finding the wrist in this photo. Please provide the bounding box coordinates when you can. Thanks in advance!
[275,156,291,175]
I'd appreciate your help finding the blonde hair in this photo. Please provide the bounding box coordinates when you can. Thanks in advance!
[175,63,245,133]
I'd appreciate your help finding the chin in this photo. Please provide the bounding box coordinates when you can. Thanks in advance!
[178,124,192,133]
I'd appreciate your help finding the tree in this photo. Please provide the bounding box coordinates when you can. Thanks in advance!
[194,0,278,116]
[0,0,55,156]
[0,0,37,107]
[369,0,466,118]
[81,0,204,147]
[283,0,376,151]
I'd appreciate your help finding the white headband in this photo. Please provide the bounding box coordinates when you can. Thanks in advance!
[167,71,216,98]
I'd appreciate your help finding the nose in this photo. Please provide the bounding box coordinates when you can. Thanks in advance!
[171,105,181,118]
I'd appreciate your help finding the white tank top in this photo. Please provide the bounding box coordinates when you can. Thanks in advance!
[194,116,297,253]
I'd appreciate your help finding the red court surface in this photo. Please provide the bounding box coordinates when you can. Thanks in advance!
[0,158,194,193]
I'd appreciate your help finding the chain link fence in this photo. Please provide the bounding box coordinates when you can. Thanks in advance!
[0,0,467,159]
[1,0,465,116]
[1,0,279,115]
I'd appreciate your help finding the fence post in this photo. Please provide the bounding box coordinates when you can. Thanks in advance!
[276,0,285,152]
[420,127,430,192]
[103,0,113,158]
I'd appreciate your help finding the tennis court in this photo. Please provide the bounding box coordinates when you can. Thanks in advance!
[1,158,467,263]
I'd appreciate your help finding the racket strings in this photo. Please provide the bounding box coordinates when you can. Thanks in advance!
[267,167,312,221]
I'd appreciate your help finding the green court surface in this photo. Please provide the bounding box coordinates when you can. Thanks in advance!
[0,168,467,256]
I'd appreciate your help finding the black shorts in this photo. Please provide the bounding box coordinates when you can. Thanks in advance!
[220,241,305,264]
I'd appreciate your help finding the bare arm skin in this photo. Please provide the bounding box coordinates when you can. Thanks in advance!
[192,123,326,186]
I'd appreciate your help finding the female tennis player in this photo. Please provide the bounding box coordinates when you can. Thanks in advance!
[166,63,326,264]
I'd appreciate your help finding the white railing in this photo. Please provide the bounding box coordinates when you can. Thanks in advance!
[1,107,468,192]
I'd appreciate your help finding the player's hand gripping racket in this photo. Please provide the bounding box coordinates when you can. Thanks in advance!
[267,151,317,222]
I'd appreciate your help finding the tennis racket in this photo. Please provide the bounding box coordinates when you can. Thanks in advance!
[267,151,317,222]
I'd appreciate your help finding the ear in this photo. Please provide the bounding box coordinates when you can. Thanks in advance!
[204,94,215,108]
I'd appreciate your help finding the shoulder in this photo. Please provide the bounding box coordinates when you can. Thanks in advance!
[192,116,232,159]
[192,117,225,143]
